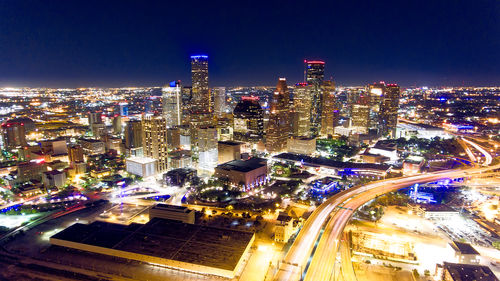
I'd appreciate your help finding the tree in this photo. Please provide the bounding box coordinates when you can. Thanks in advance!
[412,269,420,278]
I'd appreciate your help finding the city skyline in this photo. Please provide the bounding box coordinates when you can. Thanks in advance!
[0,0,499,88]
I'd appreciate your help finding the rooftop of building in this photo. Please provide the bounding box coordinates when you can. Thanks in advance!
[164,168,196,176]
[51,218,254,271]
[169,150,192,157]
[80,138,103,143]
[216,157,267,172]
[443,262,498,281]
[398,122,444,131]
[43,170,65,176]
[372,140,397,152]
[126,156,157,164]
[289,136,316,141]
[277,212,292,223]
[450,241,480,255]
[151,203,192,213]
[218,140,243,146]
[418,203,457,212]
[404,155,425,164]
[273,153,391,171]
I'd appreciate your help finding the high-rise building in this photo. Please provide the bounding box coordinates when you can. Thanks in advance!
[292,83,313,137]
[112,115,122,135]
[190,55,213,151]
[213,87,227,117]
[88,112,103,126]
[305,60,325,85]
[119,103,129,116]
[380,83,401,136]
[233,97,264,143]
[320,80,337,137]
[124,120,143,149]
[88,112,106,138]
[367,82,387,133]
[197,126,218,173]
[162,80,182,128]
[181,86,192,126]
[266,78,290,153]
[1,121,27,149]
[351,104,370,133]
[302,60,329,137]
[142,116,169,173]
[68,145,84,165]
[191,55,210,114]
[349,90,371,133]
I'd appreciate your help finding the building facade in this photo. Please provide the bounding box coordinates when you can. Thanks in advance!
[233,97,264,143]
[142,116,169,173]
[266,78,290,153]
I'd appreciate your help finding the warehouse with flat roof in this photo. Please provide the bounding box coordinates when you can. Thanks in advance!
[50,218,255,278]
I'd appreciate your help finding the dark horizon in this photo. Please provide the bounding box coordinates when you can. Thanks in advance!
[0,0,499,88]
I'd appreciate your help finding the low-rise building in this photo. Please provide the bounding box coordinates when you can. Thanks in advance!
[126,157,157,178]
[218,141,242,164]
[149,204,195,224]
[17,160,48,182]
[409,204,460,220]
[287,136,316,155]
[163,168,197,186]
[168,150,192,169]
[50,218,255,279]
[42,170,67,189]
[275,212,294,243]
[403,155,425,174]
[80,138,105,155]
[18,183,43,197]
[214,158,268,189]
[368,141,398,161]
[440,262,498,281]
[449,241,480,264]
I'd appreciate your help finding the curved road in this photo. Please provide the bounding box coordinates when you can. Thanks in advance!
[274,163,500,281]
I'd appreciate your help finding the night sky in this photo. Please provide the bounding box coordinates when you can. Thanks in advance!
[0,0,499,87]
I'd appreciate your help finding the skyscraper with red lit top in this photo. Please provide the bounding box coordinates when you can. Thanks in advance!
[305,60,325,85]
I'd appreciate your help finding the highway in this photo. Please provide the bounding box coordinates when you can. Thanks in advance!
[274,163,500,281]
[302,136,498,281]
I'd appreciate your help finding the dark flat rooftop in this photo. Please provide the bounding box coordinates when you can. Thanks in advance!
[218,140,242,146]
[151,203,191,213]
[419,204,457,212]
[216,157,267,172]
[51,218,254,271]
[273,153,391,171]
[450,241,480,255]
[443,262,498,281]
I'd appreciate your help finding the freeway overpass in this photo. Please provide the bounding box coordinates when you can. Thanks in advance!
[274,156,499,281]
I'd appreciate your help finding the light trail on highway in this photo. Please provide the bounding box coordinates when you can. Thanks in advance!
[274,144,499,281]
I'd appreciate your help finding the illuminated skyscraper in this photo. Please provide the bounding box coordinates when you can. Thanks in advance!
[366,81,400,136]
[68,145,84,165]
[1,121,27,149]
[380,83,401,136]
[142,116,169,173]
[162,80,182,128]
[191,55,210,114]
[266,78,290,153]
[233,97,264,143]
[198,126,218,173]
[293,83,313,137]
[349,91,371,133]
[125,119,143,149]
[305,60,325,85]
[213,87,227,117]
[320,80,337,136]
